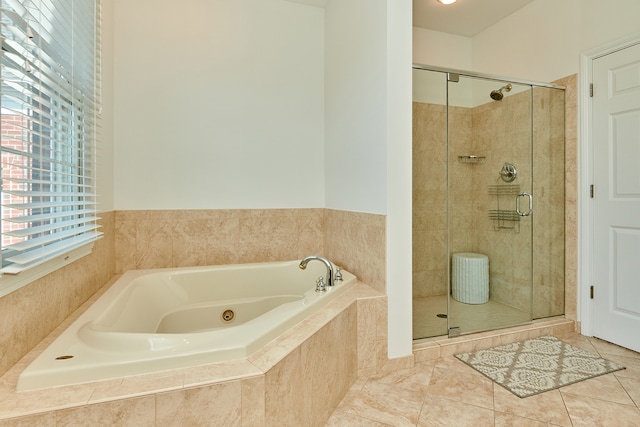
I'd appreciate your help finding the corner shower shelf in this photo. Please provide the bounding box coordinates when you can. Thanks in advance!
[457,155,485,163]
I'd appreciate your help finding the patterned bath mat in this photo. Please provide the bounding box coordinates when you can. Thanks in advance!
[455,335,625,398]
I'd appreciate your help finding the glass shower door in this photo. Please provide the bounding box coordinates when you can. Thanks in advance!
[446,73,533,336]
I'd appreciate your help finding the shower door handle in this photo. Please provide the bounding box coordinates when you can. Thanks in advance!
[516,192,533,217]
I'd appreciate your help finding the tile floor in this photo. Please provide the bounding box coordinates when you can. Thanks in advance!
[413,295,531,339]
[326,332,640,426]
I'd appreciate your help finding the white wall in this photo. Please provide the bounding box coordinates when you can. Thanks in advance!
[413,1,640,85]
[324,0,388,214]
[324,0,412,358]
[113,0,325,210]
[472,0,640,83]
[413,27,472,70]
[97,0,115,212]
[579,0,640,52]
[111,0,414,358]
[385,0,413,358]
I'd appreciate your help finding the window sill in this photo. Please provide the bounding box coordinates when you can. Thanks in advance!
[0,243,95,298]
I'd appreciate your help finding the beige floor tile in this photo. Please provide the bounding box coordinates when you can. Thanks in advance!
[554,333,599,353]
[493,386,572,427]
[562,392,640,427]
[603,353,640,381]
[326,333,640,426]
[369,360,436,399]
[325,410,392,426]
[345,381,423,427]
[559,373,635,405]
[426,365,494,410]
[618,376,640,407]
[589,338,640,359]
[332,377,369,414]
[494,412,556,427]
[432,355,478,373]
[417,396,494,427]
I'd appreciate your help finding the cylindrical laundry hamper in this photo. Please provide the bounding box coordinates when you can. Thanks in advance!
[452,253,489,304]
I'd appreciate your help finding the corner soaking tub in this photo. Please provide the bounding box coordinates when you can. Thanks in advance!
[17,260,355,391]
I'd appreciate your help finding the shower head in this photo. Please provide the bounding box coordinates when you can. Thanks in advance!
[490,83,512,101]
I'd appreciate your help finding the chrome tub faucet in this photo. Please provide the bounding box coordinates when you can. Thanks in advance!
[299,255,334,289]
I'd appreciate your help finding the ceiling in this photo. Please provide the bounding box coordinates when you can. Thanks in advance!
[413,0,534,37]
[284,0,535,37]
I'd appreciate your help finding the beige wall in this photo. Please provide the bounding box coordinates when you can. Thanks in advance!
[412,73,576,320]
[0,213,116,377]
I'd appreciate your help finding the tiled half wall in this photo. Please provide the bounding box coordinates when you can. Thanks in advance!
[0,276,389,425]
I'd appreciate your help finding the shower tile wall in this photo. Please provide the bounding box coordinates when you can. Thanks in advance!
[413,77,570,319]
[412,102,448,298]
[532,85,567,318]
[470,90,535,314]
[557,74,578,323]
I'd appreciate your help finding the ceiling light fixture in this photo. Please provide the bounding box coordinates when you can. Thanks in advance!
[437,0,457,4]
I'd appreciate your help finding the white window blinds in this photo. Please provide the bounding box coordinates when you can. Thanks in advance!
[0,0,101,274]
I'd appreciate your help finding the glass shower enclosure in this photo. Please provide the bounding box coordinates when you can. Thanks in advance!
[412,65,566,339]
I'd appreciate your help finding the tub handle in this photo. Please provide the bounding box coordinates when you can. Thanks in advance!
[315,276,327,293]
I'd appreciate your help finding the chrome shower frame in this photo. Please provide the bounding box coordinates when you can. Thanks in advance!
[411,63,567,340]
[412,63,566,91]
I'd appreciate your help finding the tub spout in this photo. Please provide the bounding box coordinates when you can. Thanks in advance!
[299,255,334,288]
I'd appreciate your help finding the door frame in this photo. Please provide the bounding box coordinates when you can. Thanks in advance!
[578,32,640,336]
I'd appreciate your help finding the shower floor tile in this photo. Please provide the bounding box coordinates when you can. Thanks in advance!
[413,295,531,339]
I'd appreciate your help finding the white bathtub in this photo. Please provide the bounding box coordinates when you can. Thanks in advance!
[17,260,356,391]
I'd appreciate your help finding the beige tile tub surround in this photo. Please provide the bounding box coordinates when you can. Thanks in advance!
[114,208,386,294]
[114,209,326,273]
[0,212,116,378]
[324,209,386,293]
[0,278,387,426]
[0,207,387,423]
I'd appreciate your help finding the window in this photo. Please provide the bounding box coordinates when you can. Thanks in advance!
[0,0,101,286]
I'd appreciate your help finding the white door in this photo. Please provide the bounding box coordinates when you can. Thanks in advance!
[592,42,640,353]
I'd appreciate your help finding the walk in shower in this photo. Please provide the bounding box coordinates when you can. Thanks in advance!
[412,65,566,339]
